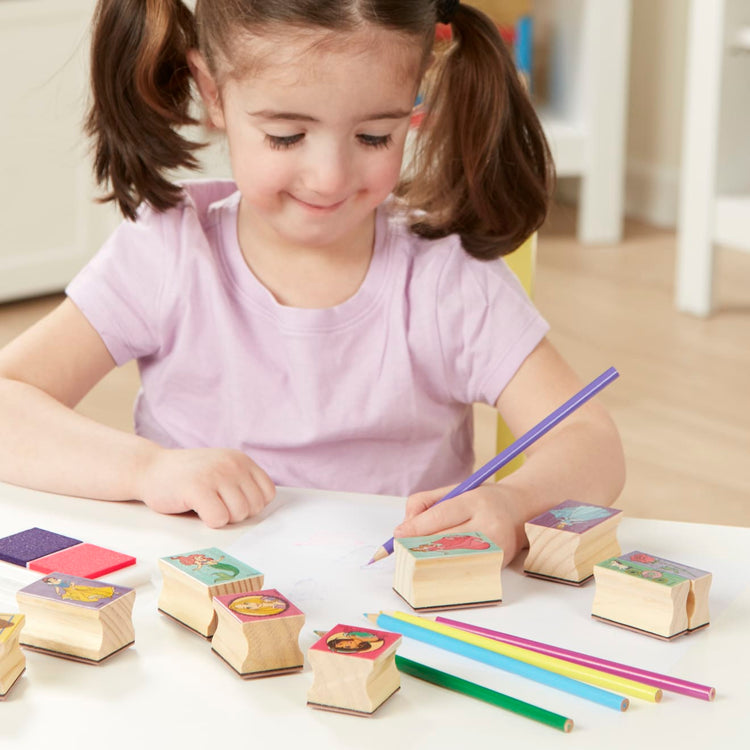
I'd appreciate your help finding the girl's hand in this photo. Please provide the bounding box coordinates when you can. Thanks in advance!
[393,482,526,566]
[136,448,276,528]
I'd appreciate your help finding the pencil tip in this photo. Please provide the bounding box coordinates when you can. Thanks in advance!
[368,546,387,564]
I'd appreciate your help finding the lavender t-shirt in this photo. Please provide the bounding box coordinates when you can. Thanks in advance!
[66,180,549,496]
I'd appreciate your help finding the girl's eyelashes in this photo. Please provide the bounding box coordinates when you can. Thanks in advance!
[265,133,304,150]
[264,133,394,150]
[357,133,393,149]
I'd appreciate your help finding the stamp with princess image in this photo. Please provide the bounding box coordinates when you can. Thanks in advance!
[160,547,261,585]
[596,556,688,586]
[527,500,621,534]
[17,574,132,609]
[398,531,500,559]
[0,614,23,644]
[214,589,302,622]
[620,551,709,580]
[310,625,400,660]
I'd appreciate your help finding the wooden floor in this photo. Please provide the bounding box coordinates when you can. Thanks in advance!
[1,204,748,527]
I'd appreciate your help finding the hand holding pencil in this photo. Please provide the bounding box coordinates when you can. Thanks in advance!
[368,367,620,564]
[394,480,523,563]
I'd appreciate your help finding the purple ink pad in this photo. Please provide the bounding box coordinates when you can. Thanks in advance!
[0,527,82,567]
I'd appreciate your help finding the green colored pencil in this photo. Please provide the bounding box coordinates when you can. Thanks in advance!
[395,655,574,733]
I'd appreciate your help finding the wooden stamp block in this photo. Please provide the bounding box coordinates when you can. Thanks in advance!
[0,527,81,567]
[16,574,135,663]
[211,589,305,678]
[591,552,711,640]
[28,543,136,578]
[1,614,26,699]
[307,624,402,715]
[393,532,503,611]
[158,548,263,638]
[524,500,622,585]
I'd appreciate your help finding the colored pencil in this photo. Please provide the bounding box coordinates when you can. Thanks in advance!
[395,655,574,733]
[367,612,629,711]
[368,367,620,563]
[437,616,716,701]
[388,610,661,703]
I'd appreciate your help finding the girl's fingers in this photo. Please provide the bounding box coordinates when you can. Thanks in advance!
[193,492,231,529]
[237,476,272,516]
[395,495,472,538]
[403,484,456,519]
[218,483,256,523]
[248,464,276,505]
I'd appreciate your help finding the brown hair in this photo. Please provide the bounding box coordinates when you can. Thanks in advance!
[87,1,554,258]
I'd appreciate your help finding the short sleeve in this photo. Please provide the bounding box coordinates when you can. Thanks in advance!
[65,204,170,366]
[435,246,549,406]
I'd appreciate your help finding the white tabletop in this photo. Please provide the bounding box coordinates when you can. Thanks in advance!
[1,482,748,749]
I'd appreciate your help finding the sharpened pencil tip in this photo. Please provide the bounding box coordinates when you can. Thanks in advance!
[368,546,388,565]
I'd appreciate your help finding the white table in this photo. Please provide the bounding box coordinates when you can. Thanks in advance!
[1,482,748,749]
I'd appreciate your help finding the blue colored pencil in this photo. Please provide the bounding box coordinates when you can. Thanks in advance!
[368,612,629,712]
[368,366,620,563]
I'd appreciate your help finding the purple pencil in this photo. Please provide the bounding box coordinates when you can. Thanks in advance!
[368,366,620,564]
[436,616,716,702]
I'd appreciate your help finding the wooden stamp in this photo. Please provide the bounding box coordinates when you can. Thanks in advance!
[1,614,25,699]
[619,552,711,631]
[524,500,622,585]
[211,588,305,678]
[307,624,402,715]
[16,574,135,663]
[158,547,263,638]
[393,531,503,611]
[591,552,712,640]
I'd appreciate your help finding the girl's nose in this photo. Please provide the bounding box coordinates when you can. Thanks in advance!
[305,142,351,198]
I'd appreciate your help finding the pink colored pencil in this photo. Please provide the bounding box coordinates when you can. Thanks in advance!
[436,616,716,702]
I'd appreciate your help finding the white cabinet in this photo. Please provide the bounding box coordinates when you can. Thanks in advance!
[0,0,119,303]
[0,0,231,304]
[533,0,632,244]
[676,0,750,317]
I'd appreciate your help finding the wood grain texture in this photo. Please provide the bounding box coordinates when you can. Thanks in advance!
[16,586,135,662]
[157,557,264,638]
[307,626,402,715]
[393,533,503,610]
[591,556,694,639]
[524,503,622,584]
[0,614,25,697]
[211,590,304,678]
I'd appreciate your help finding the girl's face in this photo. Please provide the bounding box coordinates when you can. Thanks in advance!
[193,26,423,253]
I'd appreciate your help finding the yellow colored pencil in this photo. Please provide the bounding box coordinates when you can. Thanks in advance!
[387,611,663,703]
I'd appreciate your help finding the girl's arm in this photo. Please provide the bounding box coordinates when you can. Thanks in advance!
[0,299,274,527]
[394,338,626,565]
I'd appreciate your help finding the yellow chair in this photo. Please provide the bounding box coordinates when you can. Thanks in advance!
[494,233,536,480]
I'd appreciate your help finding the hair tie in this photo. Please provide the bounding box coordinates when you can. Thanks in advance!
[437,0,460,25]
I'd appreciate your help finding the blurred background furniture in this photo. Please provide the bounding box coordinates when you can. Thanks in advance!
[676,0,750,317]
[0,0,114,303]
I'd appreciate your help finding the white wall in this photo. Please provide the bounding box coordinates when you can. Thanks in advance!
[625,0,688,228]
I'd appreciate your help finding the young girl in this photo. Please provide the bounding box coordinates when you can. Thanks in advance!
[0,0,624,565]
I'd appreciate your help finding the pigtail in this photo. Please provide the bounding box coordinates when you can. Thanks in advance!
[399,3,555,260]
[86,0,202,221]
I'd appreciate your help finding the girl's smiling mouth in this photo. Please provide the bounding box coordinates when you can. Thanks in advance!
[289,194,347,212]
